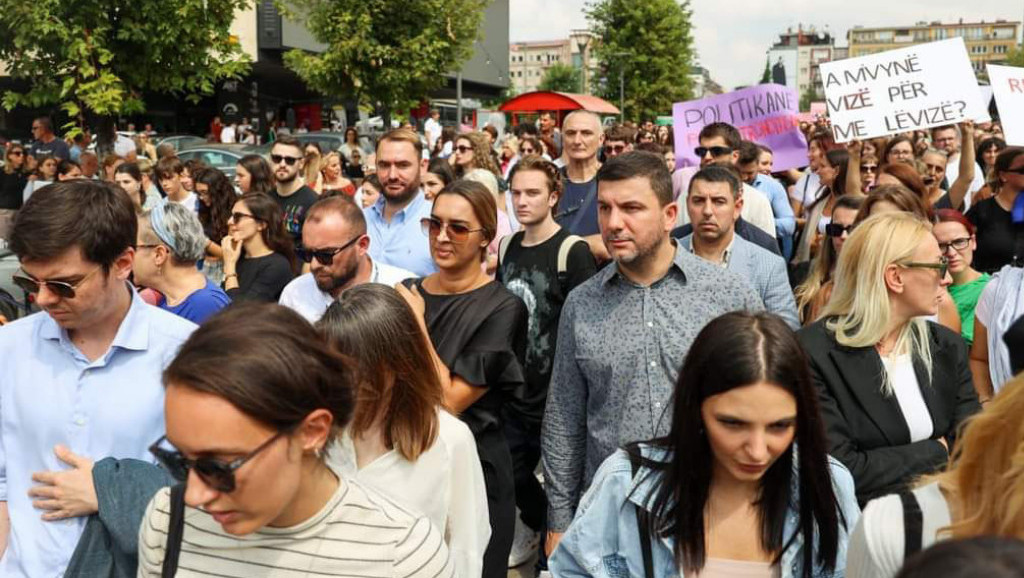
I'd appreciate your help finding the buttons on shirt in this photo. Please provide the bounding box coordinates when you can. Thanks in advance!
[73,414,86,426]
[655,402,662,409]
[646,322,654,328]
[649,361,657,367]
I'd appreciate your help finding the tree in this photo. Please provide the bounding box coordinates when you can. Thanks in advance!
[586,0,695,121]
[1006,46,1024,68]
[0,0,251,141]
[759,58,772,84]
[283,0,487,127]
[538,63,582,93]
[799,85,817,113]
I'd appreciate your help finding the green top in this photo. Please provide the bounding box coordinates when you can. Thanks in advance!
[948,273,991,345]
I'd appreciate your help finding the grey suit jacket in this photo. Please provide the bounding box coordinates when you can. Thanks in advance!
[679,233,800,329]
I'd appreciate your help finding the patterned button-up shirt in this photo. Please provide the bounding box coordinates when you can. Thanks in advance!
[542,243,763,531]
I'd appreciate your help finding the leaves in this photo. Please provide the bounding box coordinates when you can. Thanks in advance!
[538,63,581,93]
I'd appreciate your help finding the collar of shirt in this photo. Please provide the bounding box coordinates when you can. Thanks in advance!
[370,188,426,222]
[686,234,735,268]
[39,283,151,356]
[600,240,689,287]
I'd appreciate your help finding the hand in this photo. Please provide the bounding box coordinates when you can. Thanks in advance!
[545,531,564,557]
[845,139,863,156]
[28,445,98,521]
[959,120,975,140]
[220,235,241,268]
[394,282,426,320]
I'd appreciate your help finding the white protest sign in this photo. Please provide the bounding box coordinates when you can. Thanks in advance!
[820,38,987,142]
[987,64,1024,146]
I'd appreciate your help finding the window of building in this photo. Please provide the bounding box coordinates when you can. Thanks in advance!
[936,28,948,39]
[995,45,1008,54]
[877,30,893,41]
[994,27,1016,39]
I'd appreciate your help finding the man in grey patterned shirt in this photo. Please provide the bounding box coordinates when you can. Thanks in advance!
[541,152,763,554]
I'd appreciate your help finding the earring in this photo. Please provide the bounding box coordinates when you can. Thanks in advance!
[314,447,323,459]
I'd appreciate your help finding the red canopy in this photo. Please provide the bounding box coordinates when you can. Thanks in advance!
[499,91,620,115]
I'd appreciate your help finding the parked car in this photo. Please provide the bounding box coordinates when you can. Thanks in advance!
[0,248,33,322]
[155,134,206,153]
[176,144,257,180]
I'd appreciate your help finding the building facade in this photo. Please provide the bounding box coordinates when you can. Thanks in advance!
[847,19,1020,73]
[766,26,838,101]
[508,33,594,94]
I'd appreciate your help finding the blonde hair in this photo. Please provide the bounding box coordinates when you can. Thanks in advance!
[923,374,1024,538]
[819,212,934,395]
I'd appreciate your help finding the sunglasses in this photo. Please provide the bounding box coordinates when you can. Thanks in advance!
[296,235,362,265]
[938,237,971,254]
[860,164,878,172]
[900,257,949,279]
[606,145,627,154]
[695,146,732,158]
[454,145,473,154]
[8,150,23,157]
[520,148,536,155]
[12,266,102,299]
[270,154,301,166]
[824,223,854,238]
[148,431,288,493]
[228,212,260,223]
[420,217,484,242]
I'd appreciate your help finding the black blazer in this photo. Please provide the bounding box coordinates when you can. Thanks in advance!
[798,319,981,505]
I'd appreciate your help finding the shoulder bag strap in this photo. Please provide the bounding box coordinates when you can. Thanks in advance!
[162,483,187,578]
[625,444,655,578]
[498,233,515,269]
[898,490,924,559]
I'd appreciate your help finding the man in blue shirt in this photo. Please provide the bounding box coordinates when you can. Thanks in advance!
[737,140,796,259]
[363,129,437,277]
[0,180,195,577]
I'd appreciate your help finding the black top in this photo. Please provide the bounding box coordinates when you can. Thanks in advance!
[966,196,1023,273]
[495,229,597,423]
[797,319,981,505]
[28,138,70,161]
[225,252,294,303]
[673,217,782,256]
[0,171,27,210]
[406,279,528,439]
[272,185,318,245]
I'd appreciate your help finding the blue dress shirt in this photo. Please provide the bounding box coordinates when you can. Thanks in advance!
[752,173,796,259]
[364,190,438,278]
[0,287,195,577]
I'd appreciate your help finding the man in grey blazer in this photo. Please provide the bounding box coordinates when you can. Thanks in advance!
[679,165,800,329]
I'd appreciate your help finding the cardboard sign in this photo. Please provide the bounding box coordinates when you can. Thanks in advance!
[671,84,808,171]
[988,64,1024,146]
[819,38,987,142]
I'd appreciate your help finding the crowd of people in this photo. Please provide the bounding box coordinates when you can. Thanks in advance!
[0,105,1022,578]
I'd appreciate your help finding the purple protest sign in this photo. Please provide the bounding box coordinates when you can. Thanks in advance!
[672,84,809,171]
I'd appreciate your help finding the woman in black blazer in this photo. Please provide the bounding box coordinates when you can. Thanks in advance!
[798,211,981,505]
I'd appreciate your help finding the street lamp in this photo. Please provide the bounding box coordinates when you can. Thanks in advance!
[609,51,630,123]
[570,29,590,94]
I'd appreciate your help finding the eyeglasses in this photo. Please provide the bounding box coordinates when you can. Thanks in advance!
[824,223,854,238]
[296,235,362,265]
[520,148,536,155]
[420,217,484,242]
[938,237,971,254]
[12,266,102,299]
[695,146,732,158]
[860,164,878,173]
[270,154,301,166]
[8,150,23,157]
[606,144,627,154]
[900,257,949,279]
[148,430,289,493]
[454,145,473,154]
[228,212,260,223]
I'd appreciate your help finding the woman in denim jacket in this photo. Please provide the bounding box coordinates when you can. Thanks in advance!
[550,312,860,578]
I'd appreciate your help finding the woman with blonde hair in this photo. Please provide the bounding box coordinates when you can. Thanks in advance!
[303,142,324,193]
[798,212,981,506]
[319,152,356,196]
[846,373,1024,577]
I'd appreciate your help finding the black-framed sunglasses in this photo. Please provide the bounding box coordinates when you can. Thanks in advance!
[454,145,473,154]
[296,235,362,265]
[938,237,971,254]
[695,145,732,158]
[270,154,301,166]
[420,217,484,242]
[900,257,949,279]
[148,430,289,493]
[520,147,537,155]
[228,212,261,224]
[860,164,878,173]
[12,266,103,299]
[606,144,627,154]
[824,223,854,238]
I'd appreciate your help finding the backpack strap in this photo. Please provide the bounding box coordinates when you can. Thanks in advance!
[557,234,585,277]
[497,232,518,270]
[162,483,187,578]
[625,443,655,578]
[898,490,924,560]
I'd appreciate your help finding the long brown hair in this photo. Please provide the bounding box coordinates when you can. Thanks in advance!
[455,131,500,178]
[238,192,298,274]
[795,194,864,323]
[318,284,442,461]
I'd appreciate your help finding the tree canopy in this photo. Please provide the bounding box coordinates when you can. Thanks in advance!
[538,63,582,93]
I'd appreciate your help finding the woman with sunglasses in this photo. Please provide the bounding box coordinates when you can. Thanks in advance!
[138,303,455,576]
[397,179,527,578]
[933,209,990,346]
[0,143,29,240]
[519,135,549,162]
[793,149,850,266]
[798,212,981,507]
[452,132,501,180]
[220,192,297,302]
[966,147,1024,274]
[795,195,864,324]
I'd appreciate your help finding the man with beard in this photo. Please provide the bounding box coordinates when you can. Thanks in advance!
[269,134,319,245]
[363,129,437,277]
[541,151,763,556]
[279,195,415,323]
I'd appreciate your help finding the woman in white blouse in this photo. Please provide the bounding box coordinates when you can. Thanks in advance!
[319,284,491,578]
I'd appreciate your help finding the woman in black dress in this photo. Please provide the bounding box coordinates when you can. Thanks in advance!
[220,192,297,302]
[397,179,527,578]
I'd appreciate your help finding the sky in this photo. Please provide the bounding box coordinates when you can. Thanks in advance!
[509,0,1022,91]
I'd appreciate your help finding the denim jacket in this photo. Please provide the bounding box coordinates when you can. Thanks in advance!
[549,444,861,578]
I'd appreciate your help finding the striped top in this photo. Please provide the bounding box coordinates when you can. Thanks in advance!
[137,477,455,578]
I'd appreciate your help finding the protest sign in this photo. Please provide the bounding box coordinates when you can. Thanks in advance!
[819,38,987,142]
[672,84,807,171]
[987,64,1024,146]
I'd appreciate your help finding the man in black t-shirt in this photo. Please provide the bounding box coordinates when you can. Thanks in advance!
[27,116,70,161]
[270,134,318,245]
[496,156,597,568]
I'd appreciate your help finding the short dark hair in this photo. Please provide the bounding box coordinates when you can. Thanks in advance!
[737,140,761,165]
[10,180,136,269]
[597,151,673,206]
[896,537,1024,578]
[273,134,303,154]
[698,122,742,149]
[689,164,742,199]
[634,142,664,155]
[155,156,184,180]
[604,125,633,144]
[33,116,53,133]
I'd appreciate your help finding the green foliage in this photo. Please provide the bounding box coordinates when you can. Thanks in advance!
[0,0,252,132]
[586,0,695,121]
[538,63,582,93]
[282,0,487,120]
[1006,46,1024,68]
[759,58,771,84]
[799,85,816,113]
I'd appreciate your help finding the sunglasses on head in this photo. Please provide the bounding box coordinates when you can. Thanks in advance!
[824,223,854,238]
[12,266,103,299]
[695,146,732,158]
[148,431,289,493]
[420,217,483,242]
[296,235,362,265]
[270,154,301,166]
